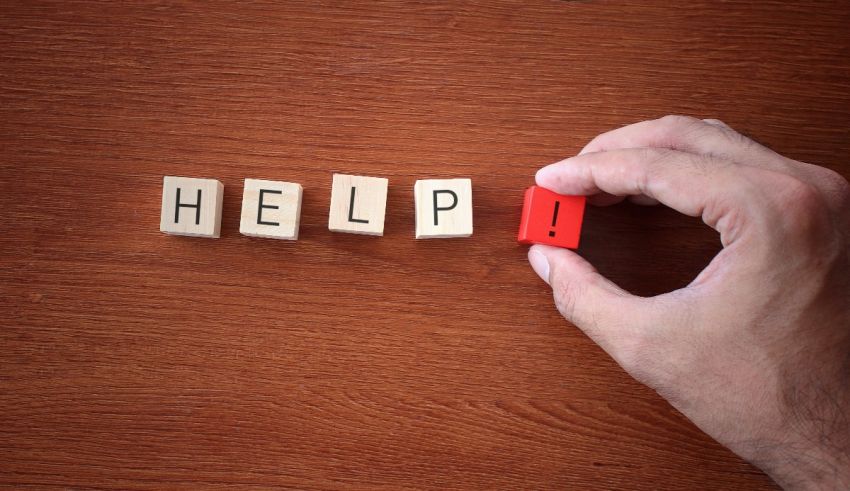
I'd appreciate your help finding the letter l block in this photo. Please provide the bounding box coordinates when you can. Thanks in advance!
[328,174,388,236]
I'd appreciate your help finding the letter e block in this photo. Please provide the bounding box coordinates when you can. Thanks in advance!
[414,178,473,239]
[160,176,224,238]
[328,174,388,236]
[239,179,303,240]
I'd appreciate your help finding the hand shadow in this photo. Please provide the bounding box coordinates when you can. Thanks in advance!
[578,202,721,297]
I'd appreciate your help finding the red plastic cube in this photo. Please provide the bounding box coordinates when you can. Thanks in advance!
[517,186,586,249]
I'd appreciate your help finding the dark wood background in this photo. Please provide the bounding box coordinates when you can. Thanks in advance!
[2,1,849,489]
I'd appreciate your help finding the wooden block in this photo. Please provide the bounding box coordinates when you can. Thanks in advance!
[414,178,473,238]
[517,185,586,249]
[328,174,388,236]
[239,179,303,240]
[160,176,224,238]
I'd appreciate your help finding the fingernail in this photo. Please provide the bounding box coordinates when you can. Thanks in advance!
[528,249,550,285]
[535,163,561,186]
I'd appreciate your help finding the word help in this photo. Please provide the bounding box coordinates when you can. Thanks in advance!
[160,174,473,240]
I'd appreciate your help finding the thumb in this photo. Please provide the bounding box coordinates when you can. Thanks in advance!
[528,244,653,355]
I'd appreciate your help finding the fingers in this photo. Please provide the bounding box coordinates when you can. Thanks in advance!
[586,116,843,201]
[578,115,780,168]
[528,245,657,361]
[535,147,752,241]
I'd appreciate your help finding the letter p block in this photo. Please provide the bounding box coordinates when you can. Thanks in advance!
[414,178,473,238]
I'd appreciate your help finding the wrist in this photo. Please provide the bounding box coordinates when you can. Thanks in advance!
[754,439,850,490]
[758,335,850,489]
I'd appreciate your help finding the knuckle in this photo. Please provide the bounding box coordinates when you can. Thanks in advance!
[552,289,576,323]
[657,114,699,128]
[815,167,850,204]
[702,118,728,127]
[631,147,697,195]
[654,115,705,145]
[770,174,831,235]
[700,118,760,153]
[779,175,822,211]
[581,137,604,156]
[659,115,765,160]
[551,277,580,322]
[726,127,763,153]
[585,132,607,150]
[550,271,610,331]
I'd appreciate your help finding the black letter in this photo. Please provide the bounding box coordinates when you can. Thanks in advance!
[257,189,282,226]
[548,200,560,237]
[174,188,202,225]
[432,190,458,226]
[348,187,369,223]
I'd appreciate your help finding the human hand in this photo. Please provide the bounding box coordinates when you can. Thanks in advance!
[528,116,850,490]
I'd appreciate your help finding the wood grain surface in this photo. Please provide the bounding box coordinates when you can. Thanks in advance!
[2,1,850,489]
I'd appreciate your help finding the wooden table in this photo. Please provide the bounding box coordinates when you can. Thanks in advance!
[3,2,849,489]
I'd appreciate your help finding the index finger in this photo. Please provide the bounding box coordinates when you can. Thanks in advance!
[535,148,757,240]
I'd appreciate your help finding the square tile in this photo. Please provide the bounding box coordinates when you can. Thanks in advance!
[414,178,473,238]
[240,179,303,240]
[328,174,388,236]
[160,176,224,238]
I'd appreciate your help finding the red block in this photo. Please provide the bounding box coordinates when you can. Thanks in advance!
[517,186,586,249]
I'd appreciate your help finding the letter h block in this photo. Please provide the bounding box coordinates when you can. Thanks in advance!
[160,176,224,238]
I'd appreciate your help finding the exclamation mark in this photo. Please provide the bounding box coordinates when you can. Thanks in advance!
[548,201,560,237]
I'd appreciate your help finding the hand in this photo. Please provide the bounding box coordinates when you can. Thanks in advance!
[528,116,850,490]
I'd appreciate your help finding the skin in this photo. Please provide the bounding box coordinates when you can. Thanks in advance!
[527,115,850,490]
